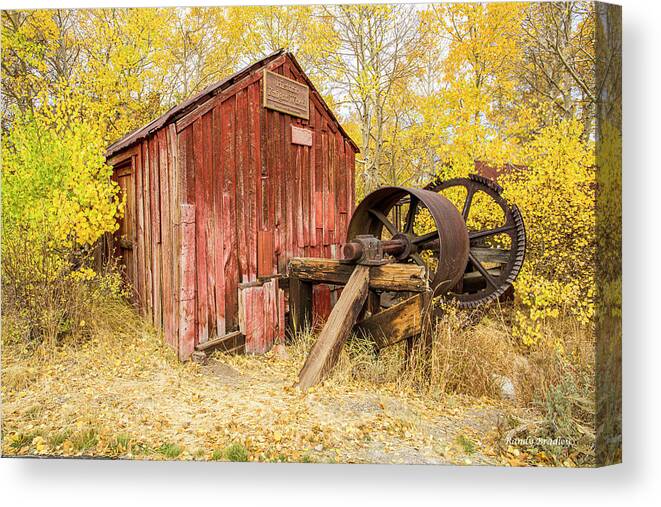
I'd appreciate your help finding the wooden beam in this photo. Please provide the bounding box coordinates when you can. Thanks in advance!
[297,265,370,390]
[288,258,428,292]
[354,292,430,350]
[471,247,511,264]
[195,330,244,353]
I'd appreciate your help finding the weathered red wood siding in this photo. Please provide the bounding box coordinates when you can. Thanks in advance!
[108,53,357,359]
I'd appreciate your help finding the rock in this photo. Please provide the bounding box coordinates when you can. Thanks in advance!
[492,374,516,401]
[272,343,290,360]
[191,351,207,365]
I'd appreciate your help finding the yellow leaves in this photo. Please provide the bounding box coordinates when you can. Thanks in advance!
[3,94,122,258]
[62,439,74,454]
[2,309,511,465]
[70,267,96,282]
[413,2,528,173]
[495,119,597,341]
[32,435,49,454]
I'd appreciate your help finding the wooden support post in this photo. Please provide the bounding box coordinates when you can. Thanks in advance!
[367,291,381,316]
[297,265,370,390]
[288,273,313,336]
[403,291,433,379]
[358,290,380,322]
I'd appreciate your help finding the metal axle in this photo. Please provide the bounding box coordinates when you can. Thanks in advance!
[341,234,411,264]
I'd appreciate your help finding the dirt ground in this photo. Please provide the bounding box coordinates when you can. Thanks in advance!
[1,328,513,464]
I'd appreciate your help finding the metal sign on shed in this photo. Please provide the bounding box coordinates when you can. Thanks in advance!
[263,69,310,119]
[291,125,313,146]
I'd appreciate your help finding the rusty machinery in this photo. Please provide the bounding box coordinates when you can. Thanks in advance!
[344,174,526,308]
[294,175,526,389]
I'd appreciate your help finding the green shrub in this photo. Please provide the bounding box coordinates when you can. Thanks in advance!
[157,443,183,459]
[224,442,249,462]
[1,104,123,347]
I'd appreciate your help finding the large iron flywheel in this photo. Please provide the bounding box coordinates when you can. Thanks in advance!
[347,187,469,295]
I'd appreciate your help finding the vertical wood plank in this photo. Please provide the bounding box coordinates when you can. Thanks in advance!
[142,141,153,321]
[178,203,196,360]
[278,283,286,342]
[288,274,313,334]
[314,107,324,256]
[193,118,209,344]
[236,88,249,282]
[127,158,139,300]
[202,112,217,340]
[212,104,226,337]
[221,96,239,331]
[271,111,281,270]
[134,148,146,313]
[170,124,182,353]
[309,113,317,255]
[312,284,332,328]
[159,129,174,348]
[285,112,295,264]
[248,83,260,282]
[298,144,307,253]
[149,136,163,329]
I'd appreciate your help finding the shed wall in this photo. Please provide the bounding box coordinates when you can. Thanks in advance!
[109,124,183,354]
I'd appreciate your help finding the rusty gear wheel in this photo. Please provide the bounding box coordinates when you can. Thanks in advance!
[424,174,526,308]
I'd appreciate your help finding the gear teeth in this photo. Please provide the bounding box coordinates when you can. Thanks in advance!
[506,205,526,288]
[456,205,526,310]
[424,176,443,191]
[469,174,503,194]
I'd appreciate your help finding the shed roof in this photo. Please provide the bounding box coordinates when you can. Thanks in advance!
[106,50,358,158]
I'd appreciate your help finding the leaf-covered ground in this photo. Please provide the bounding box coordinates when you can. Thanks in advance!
[2,328,525,465]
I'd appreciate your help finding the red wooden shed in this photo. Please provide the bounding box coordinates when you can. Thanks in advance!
[106,50,358,360]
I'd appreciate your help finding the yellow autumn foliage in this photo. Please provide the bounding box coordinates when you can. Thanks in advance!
[502,120,596,344]
[2,92,124,344]
[3,91,122,249]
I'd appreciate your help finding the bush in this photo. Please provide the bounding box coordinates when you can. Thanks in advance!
[224,442,249,462]
[501,120,596,345]
[2,98,124,346]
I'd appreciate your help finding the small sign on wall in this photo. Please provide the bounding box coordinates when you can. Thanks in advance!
[292,125,313,147]
[263,70,310,120]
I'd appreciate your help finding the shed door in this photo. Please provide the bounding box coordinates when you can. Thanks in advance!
[115,160,136,288]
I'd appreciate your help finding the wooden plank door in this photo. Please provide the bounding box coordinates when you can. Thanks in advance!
[115,160,137,291]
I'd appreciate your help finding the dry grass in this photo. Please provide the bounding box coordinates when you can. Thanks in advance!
[289,305,593,405]
[431,307,516,397]
[2,292,596,466]
[287,302,596,466]
[2,298,508,465]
